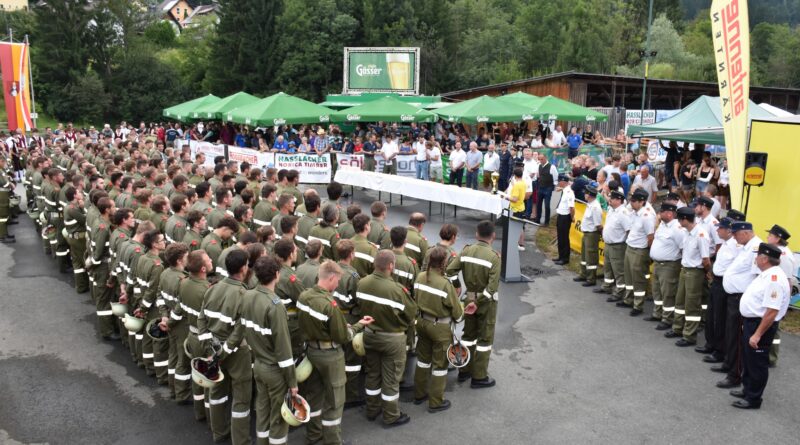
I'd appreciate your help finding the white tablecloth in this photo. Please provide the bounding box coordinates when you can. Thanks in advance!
[334,168,506,216]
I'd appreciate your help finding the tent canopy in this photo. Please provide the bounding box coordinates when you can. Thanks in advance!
[758,102,795,117]
[331,96,436,123]
[526,95,608,122]
[162,94,220,121]
[434,95,535,124]
[226,92,335,126]
[320,93,442,109]
[628,95,776,145]
[496,91,541,109]
[192,92,260,120]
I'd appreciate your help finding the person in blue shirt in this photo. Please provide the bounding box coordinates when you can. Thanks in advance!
[286,140,297,154]
[619,163,631,197]
[567,126,583,159]
[234,131,248,147]
[272,134,288,152]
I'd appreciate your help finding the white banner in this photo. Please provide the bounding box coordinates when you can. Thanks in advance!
[228,146,275,171]
[184,140,225,168]
[274,153,332,183]
[625,110,656,133]
[337,153,418,177]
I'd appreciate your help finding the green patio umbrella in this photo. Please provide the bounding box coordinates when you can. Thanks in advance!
[434,95,536,124]
[528,95,608,122]
[496,91,541,109]
[162,94,220,122]
[226,92,335,126]
[331,96,437,123]
[192,91,260,120]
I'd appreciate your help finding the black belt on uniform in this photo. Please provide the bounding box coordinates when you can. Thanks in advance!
[605,242,625,246]
[365,327,404,336]
[582,229,598,234]
[653,259,680,264]
[307,340,340,350]
[420,312,452,324]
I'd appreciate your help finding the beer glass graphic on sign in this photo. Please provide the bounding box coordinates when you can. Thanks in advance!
[386,53,410,90]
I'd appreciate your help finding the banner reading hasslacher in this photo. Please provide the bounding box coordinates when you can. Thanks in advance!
[710,0,750,210]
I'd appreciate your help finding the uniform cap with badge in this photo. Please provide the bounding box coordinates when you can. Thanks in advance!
[659,203,677,213]
[716,217,733,230]
[726,209,746,221]
[676,206,695,221]
[584,184,598,197]
[766,224,791,241]
[757,242,782,259]
[731,221,753,233]
[696,196,714,209]
[630,189,649,202]
[609,190,625,201]
[557,173,571,183]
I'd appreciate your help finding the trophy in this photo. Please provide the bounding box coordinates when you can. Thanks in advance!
[491,171,500,194]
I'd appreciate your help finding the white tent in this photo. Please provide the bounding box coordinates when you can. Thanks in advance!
[758,103,795,117]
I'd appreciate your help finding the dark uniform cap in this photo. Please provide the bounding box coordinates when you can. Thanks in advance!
[609,190,625,201]
[659,203,677,213]
[630,189,649,202]
[731,221,753,232]
[585,185,598,196]
[558,173,571,182]
[757,242,782,260]
[767,224,791,240]
[696,196,714,209]
[717,217,733,230]
[677,207,695,220]
[727,209,746,221]
[665,192,681,202]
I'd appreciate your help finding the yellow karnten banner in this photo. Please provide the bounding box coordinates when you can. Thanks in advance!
[746,120,800,252]
[711,0,750,210]
[569,200,607,266]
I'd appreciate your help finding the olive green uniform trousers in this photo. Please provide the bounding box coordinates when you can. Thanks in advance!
[413,318,452,408]
[623,246,650,311]
[364,330,407,424]
[305,346,347,445]
[602,243,626,297]
[673,268,705,344]
[652,260,680,322]
[461,298,497,380]
[66,232,90,293]
[208,346,252,445]
[253,361,289,445]
[580,231,600,284]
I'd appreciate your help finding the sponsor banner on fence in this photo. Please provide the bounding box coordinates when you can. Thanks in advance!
[569,200,607,266]
[228,146,275,170]
[275,153,332,183]
[187,140,225,168]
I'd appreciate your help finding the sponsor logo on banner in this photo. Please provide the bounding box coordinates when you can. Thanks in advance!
[189,140,225,168]
[275,153,332,184]
[477,116,489,123]
[228,146,259,165]
[273,118,286,126]
[347,114,361,121]
[400,114,414,122]
[319,115,330,122]
[356,64,383,76]
[374,154,417,177]
[522,114,533,121]
[625,110,656,132]
[711,0,750,209]
[336,153,364,169]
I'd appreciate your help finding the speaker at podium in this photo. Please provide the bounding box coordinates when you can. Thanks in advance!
[499,209,534,282]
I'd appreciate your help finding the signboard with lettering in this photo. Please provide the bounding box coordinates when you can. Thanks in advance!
[343,47,419,95]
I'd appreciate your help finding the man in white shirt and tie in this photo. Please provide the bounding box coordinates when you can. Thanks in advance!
[482,144,500,191]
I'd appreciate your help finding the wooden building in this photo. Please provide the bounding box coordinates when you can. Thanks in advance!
[441,71,800,114]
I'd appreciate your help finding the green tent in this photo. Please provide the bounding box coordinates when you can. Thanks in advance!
[627,96,775,145]
[434,95,535,124]
[496,91,541,109]
[528,95,608,122]
[162,94,220,122]
[226,92,336,126]
[331,96,437,123]
[192,92,260,120]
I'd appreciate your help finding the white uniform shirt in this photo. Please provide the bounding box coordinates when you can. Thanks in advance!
[778,245,797,282]
[428,146,442,168]
[448,148,467,170]
[483,151,500,172]
[523,158,539,182]
[739,266,791,320]
[650,219,685,262]
[601,164,620,178]
[699,213,722,255]
[681,224,710,268]
[712,237,741,277]
[723,236,763,294]
[602,205,630,244]
[555,187,575,216]
[552,130,566,146]
[626,206,655,249]
[581,199,603,232]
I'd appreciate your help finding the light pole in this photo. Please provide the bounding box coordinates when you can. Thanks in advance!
[639,0,656,125]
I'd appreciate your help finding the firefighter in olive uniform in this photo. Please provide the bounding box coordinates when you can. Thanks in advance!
[309,204,341,261]
[404,213,429,265]
[273,238,307,360]
[574,185,602,287]
[350,214,377,278]
[174,250,213,421]
[134,230,168,380]
[299,261,373,444]
[671,207,711,347]
[89,197,118,340]
[197,249,253,445]
[445,220,501,388]
[239,255,298,445]
[413,246,464,412]
[160,243,189,399]
[358,250,417,427]
[334,239,365,406]
[63,186,90,293]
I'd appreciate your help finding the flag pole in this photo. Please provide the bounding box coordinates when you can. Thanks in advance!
[25,34,36,129]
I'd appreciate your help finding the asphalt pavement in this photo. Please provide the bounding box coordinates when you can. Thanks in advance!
[1,187,798,444]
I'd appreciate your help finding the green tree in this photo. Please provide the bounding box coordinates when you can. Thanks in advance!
[0,10,36,41]
[205,0,283,96]
[274,0,358,100]
[65,71,112,123]
[143,20,178,47]
[33,0,92,120]
[361,0,416,46]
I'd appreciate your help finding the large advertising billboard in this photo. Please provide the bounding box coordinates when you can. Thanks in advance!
[343,47,419,95]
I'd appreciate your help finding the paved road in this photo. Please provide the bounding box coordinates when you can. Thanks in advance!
[1,188,799,444]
